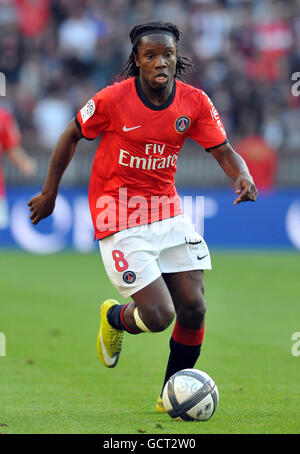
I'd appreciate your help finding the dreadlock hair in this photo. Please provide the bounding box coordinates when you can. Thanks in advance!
[119,21,194,81]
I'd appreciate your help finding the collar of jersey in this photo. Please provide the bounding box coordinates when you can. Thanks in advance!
[135,76,176,111]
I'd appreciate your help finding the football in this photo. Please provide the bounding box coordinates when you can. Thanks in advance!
[162,368,219,421]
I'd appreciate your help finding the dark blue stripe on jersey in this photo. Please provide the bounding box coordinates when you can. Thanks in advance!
[205,138,228,152]
[135,76,176,111]
[75,116,94,141]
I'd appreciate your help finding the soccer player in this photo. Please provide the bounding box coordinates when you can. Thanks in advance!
[28,22,258,412]
[0,107,37,228]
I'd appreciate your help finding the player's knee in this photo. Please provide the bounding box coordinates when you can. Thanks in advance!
[179,293,206,327]
[191,299,206,322]
[198,294,207,321]
[151,306,175,332]
[142,303,175,333]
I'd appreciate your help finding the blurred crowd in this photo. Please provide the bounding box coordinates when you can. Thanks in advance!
[0,0,299,154]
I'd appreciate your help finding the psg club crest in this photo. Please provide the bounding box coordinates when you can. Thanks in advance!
[175,116,191,133]
[123,271,136,284]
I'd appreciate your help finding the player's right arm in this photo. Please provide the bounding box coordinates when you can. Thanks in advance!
[28,118,83,225]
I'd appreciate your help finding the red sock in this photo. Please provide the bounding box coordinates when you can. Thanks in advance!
[172,320,205,346]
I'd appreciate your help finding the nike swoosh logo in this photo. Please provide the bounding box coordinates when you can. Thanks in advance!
[100,329,117,366]
[123,125,141,132]
[197,254,209,261]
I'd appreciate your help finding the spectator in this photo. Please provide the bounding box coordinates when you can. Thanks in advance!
[14,0,50,37]
[234,134,278,192]
[32,85,73,149]
[0,106,37,227]
[189,0,232,60]
[58,1,99,62]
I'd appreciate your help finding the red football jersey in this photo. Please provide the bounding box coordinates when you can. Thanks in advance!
[0,108,21,197]
[76,77,227,239]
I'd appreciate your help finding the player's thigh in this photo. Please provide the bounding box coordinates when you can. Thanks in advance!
[99,233,161,299]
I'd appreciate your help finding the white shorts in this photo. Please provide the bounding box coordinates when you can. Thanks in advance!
[99,214,212,298]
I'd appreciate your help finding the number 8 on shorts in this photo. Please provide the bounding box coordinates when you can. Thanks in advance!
[112,250,129,272]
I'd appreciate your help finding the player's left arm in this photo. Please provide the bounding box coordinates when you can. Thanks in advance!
[210,142,258,205]
[2,110,37,177]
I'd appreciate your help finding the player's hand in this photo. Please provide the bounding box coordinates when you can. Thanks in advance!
[27,193,56,225]
[234,174,258,205]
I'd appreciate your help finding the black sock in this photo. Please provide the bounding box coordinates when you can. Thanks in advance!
[161,337,202,396]
[107,304,127,331]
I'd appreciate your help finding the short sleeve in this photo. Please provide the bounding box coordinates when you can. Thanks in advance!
[0,111,21,150]
[188,90,227,152]
[75,88,111,140]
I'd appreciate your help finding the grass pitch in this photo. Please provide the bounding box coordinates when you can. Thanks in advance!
[0,251,299,434]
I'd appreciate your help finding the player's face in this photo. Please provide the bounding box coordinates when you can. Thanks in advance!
[134,34,177,92]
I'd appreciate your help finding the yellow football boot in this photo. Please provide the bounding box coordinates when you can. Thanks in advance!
[97,299,124,368]
[155,395,166,413]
